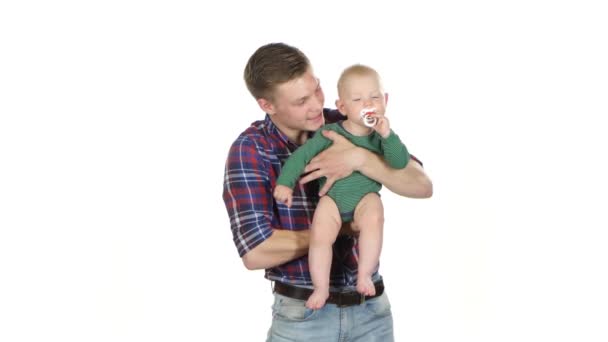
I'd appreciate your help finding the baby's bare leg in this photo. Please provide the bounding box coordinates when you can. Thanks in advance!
[353,193,384,296]
[306,196,342,310]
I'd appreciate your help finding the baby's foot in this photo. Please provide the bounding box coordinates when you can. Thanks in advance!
[306,288,329,310]
[356,276,376,296]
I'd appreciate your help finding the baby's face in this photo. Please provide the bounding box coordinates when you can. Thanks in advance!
[339,74,386,126]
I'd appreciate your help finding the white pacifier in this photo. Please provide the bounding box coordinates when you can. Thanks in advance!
[360,107,377,127]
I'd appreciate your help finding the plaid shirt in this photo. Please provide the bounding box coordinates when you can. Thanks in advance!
[223,109,418,288]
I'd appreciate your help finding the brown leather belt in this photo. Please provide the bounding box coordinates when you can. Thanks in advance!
[273,280,384,307]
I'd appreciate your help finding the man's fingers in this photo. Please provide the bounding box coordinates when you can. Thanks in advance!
[299,169,322,184]
[350,221,361,233]
[287,197,292,208]
[303,161,320,173]
[321,129,337,139]
[318,178,334,196]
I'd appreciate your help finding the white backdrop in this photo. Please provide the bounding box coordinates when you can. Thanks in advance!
[1,1,607,341]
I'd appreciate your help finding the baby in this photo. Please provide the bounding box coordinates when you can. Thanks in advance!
[274,64,410,309]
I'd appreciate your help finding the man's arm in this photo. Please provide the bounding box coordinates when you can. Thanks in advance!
[223,136,313,271]
[359,151,432,198]
[300,130,433,198]
[241,229,309,270]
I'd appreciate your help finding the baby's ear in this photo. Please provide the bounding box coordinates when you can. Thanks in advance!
[335,99,345,114]
[384,92,389,105]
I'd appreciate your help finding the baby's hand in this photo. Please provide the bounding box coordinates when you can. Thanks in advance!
[273,185,294,207]
[371,114,391,138]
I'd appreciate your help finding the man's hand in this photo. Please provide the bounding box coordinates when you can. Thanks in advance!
[273,185,294,207]
[299,130,367,196]
[339,221,360,236]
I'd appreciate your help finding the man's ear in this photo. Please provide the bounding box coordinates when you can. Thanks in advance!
[257,98,275,115]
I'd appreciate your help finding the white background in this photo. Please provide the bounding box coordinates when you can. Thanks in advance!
[1,1,607,341]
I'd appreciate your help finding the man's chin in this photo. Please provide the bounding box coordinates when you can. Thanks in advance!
[308,121,324,131]
[308,114,324,130]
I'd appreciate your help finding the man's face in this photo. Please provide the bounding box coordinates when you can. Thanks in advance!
[263,68,325,141]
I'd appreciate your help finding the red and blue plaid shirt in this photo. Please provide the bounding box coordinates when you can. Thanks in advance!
[223,109,418,287]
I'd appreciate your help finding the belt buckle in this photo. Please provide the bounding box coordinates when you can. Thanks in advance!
[336,292,346,308]
[336,291,366,307]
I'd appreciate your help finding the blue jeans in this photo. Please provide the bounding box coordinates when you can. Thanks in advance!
[266,292,394,341]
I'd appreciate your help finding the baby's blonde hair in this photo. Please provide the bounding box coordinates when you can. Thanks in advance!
[337,64,382,97]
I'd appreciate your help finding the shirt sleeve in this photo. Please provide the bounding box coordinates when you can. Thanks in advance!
[410,154,423,167]
[223,136,274,257]
[380,130,410,169]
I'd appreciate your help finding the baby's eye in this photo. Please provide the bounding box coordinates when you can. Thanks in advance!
[352,98,361,102]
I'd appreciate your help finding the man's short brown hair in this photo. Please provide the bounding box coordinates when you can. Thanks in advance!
[244,43,311,101]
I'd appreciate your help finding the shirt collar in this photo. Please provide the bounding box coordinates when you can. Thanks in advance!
[263,114,302,150]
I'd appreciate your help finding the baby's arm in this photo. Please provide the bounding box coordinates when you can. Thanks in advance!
[274,131,333,204]
[273,185,294,207]
[366,112,409,168]
[380,128,410,170]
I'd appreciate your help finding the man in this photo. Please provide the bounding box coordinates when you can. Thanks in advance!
[223,42,432,341]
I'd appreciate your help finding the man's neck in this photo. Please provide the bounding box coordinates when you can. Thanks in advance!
[270,117,309,145]
[292,132,309,145]
[284,129,310,146]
